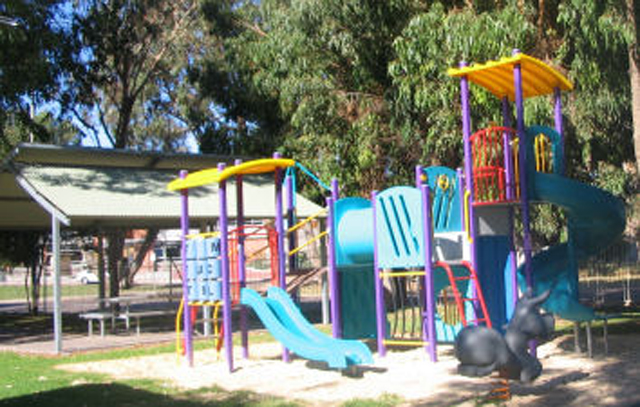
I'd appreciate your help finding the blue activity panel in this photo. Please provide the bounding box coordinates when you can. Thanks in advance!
[423,166,462,233]
[185,236,222,302]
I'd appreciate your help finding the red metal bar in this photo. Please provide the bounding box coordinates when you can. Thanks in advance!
[461,260,492,329]
[434,261,468,326]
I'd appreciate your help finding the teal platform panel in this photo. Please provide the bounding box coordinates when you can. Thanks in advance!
[334,197,374,267]
[339,264,377,339]
[422,166,463,233]
[375,186,425,270]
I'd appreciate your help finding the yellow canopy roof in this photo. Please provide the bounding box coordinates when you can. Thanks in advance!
[167,158,296,191]
[447,53,573,101]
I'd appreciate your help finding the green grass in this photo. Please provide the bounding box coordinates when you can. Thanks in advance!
[0,336,305,407]
[0,284,98,301]
[4,309,636,407]
[0,283,182,301]
[554,312,640,335]
[0,322,362,407]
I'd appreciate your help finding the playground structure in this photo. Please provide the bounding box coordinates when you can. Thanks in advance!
[167,50,626,373]
[168,156,373,372]
[325,50,626,361]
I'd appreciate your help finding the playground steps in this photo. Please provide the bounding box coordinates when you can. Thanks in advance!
[286,267,327,295]
[435,261,492,328]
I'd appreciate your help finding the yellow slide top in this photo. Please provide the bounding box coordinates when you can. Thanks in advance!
[447,53,573,101]
[167,158,296,191]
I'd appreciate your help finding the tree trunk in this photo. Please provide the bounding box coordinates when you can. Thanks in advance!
[628,0,640,174]
[97,233,106,308]
[106,230,124,299]
[126,228,158,286]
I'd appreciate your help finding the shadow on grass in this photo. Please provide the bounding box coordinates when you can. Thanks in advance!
[0,382,300,407]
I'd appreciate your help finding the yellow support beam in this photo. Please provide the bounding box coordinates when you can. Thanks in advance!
[383,339,429,347]
[289,231,328,257]
[378,270,426,278]
[287,208,327,233]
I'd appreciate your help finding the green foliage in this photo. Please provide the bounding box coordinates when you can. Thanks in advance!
[389,3,536,168]
[0,0,68,153]
[557,0,635,175]
[197,0,421,197]
[62,0,209,150]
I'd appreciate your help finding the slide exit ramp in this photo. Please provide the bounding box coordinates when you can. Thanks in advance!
[522,126,626,321]
[240,287,373,369]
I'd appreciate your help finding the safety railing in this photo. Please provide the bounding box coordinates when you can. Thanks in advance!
[470,126,519,205]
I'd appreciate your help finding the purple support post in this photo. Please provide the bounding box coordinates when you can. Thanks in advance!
[459,61,483,321]
[417,166,437,362]
[326,196,342,339]
[457,168,465,227]
[273,153,290,362]
[502,97,515,201]
[179,170,193,367]
[331,178,339,202]
[286,175,297,280]
[235,159,249,359]
[218,163,234,372]
[371,190,386,356]
[554,87,565,176]
[502,97,519,312]
[513,50,534,291]
[459,62,478,272]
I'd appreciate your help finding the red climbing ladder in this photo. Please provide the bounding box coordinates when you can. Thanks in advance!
[435,260,492,328]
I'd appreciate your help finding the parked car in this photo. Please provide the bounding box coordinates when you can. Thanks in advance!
[74,268,108,284]
[74,268,98,284]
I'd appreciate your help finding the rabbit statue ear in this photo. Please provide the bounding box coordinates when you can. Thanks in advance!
[529,289,551,306]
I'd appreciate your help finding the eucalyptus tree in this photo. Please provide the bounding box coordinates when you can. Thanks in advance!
[197,0,637,238]
[62,0,211,294]
[0,0,68,154]
[196,0,421,198]
[63,0,208,151]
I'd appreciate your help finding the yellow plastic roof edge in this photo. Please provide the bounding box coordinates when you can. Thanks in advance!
[167,167,219,191]
[447,53,573,99]
[216,158,296,182]
[166,158,296,191]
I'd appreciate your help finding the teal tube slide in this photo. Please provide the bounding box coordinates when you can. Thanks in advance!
[522,172,625,321]
[240,287,373,368]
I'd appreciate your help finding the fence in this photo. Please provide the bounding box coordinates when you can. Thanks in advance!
[579,238,640,310]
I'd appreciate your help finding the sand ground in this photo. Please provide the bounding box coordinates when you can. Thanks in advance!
[59,332,640,406]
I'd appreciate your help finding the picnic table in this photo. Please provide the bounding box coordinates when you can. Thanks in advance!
[79,296,175,336]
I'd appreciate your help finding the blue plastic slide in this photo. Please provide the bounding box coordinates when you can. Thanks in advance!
[240,287,373,368]
[522,172,625,321]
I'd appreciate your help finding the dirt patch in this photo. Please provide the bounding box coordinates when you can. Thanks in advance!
[59,333,640,406]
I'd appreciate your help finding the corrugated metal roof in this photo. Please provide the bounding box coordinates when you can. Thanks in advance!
[0,144,325,230]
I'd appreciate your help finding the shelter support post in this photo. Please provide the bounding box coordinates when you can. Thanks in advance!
[52,215,62,354]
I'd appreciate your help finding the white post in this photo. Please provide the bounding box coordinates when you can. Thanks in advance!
[52,215,62,353]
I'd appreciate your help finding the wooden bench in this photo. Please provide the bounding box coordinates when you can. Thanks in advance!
[121,309,175,335]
